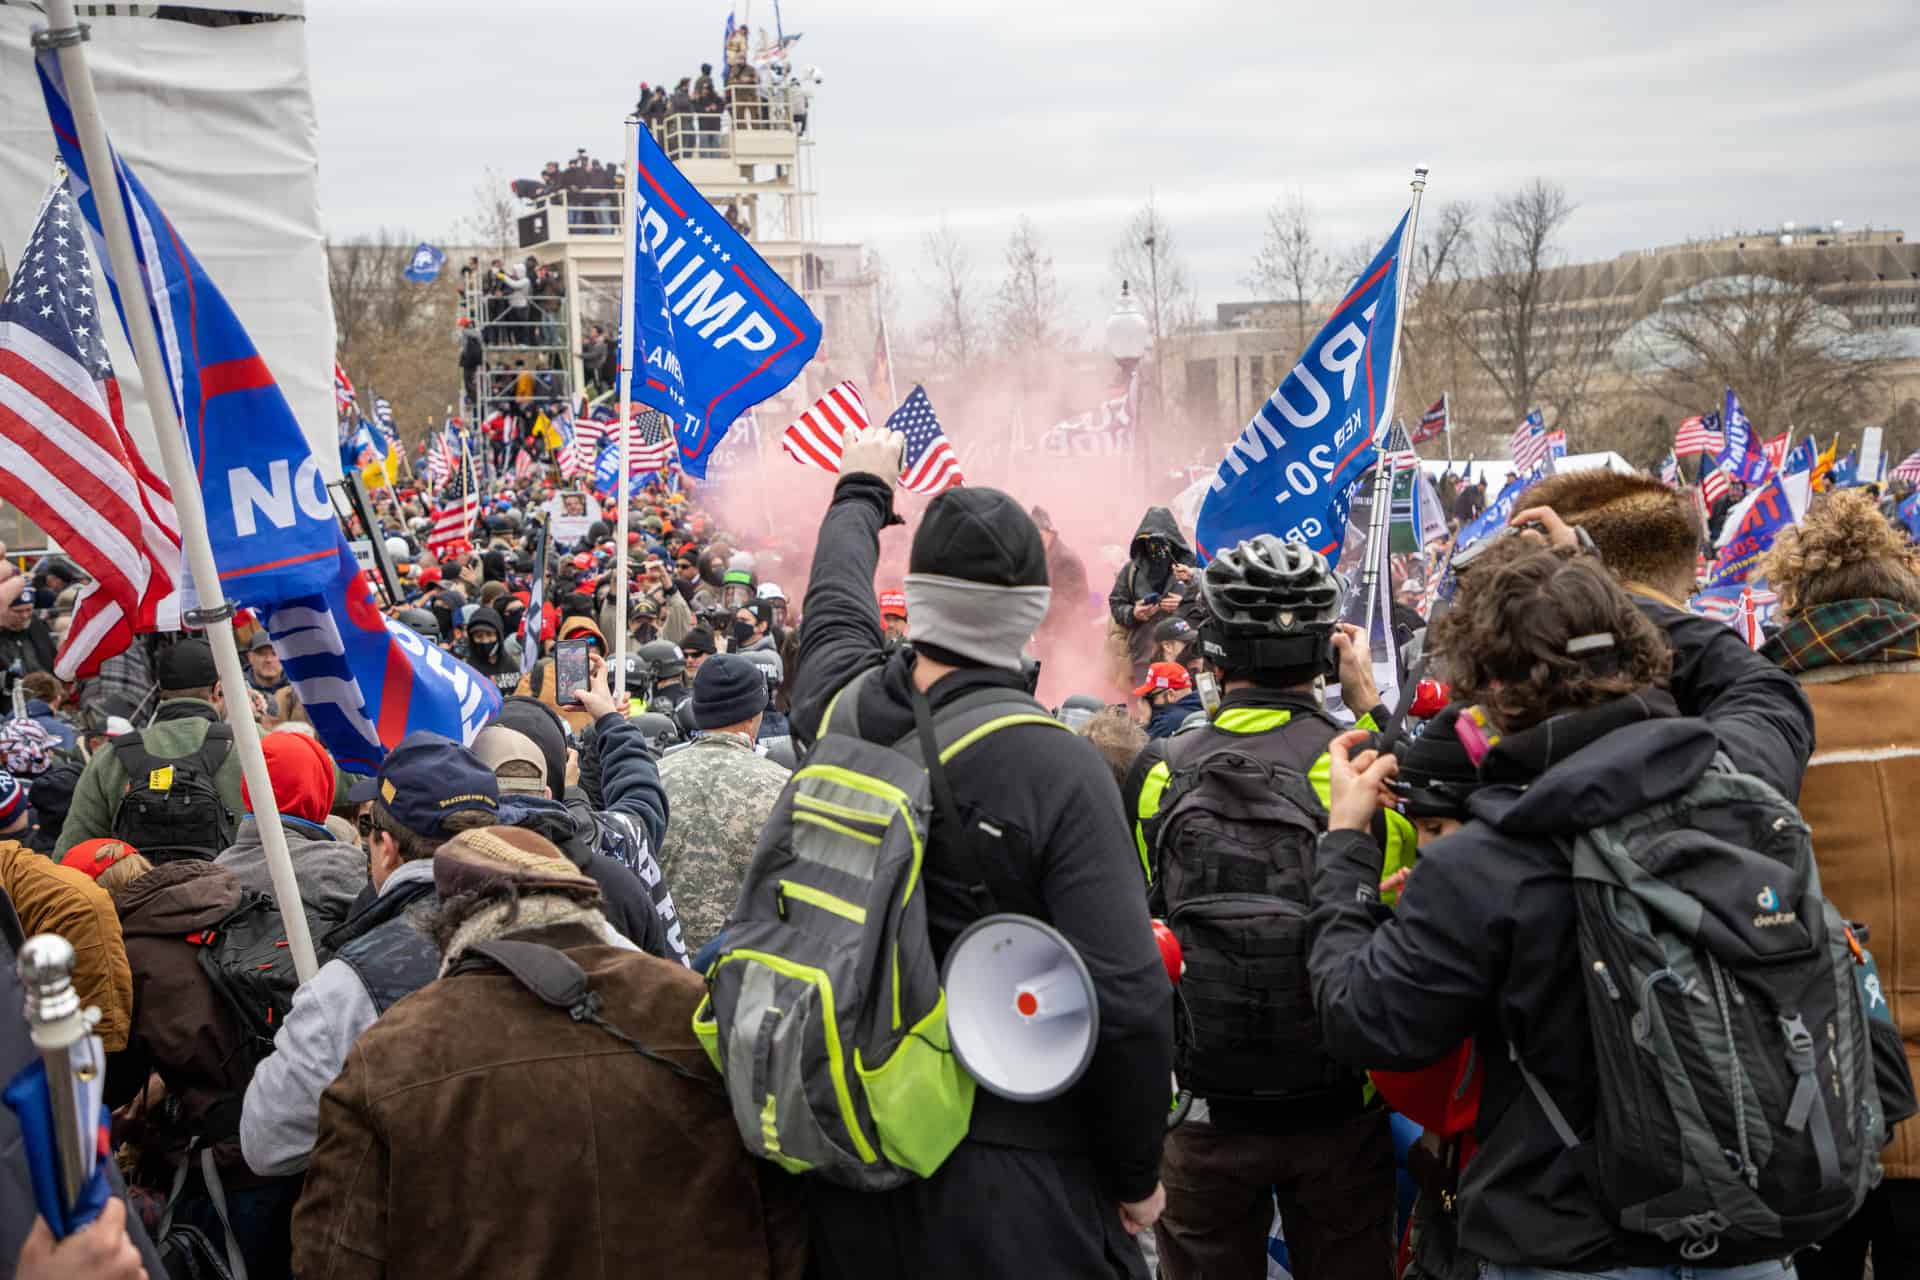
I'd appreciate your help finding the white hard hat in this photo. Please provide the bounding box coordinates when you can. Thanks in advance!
[757,581,786,602]
[385,536,410,560]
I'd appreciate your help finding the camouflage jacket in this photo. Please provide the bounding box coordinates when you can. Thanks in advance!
[655,731,790,950]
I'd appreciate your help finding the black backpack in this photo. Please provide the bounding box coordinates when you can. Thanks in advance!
[109,725,235,863]
[1150,722,1356,1108]
[193,892,301,1068]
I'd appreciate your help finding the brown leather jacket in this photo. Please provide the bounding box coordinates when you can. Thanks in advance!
[0,840,131,1051]
[292,923,805,1279]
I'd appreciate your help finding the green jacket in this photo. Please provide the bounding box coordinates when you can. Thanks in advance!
[54,699,249,857]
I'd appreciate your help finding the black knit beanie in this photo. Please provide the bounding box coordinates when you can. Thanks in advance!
[909,488,1048,586]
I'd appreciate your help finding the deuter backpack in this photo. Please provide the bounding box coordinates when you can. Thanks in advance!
[1150,723,1359,1109]
[192,892,300,1068]
[1512,758,1881,1263]
[694,668,1065,1189]
[109,725,235,863]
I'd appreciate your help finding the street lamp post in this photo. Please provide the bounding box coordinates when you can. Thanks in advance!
[1106,280,1152,495]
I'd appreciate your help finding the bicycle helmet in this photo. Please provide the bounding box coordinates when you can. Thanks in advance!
[1198,535,1343,677]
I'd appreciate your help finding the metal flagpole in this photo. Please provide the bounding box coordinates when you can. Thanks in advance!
[36,2,317,981]
[612,116,641,705]
[1361,166,1429,647]
[1443,391,1453,468]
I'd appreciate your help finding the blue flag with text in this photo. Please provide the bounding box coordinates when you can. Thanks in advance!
[1196,211,1410,562]
[39,52,498,771]
[1706,473,1794,589]
[627,124,820,478]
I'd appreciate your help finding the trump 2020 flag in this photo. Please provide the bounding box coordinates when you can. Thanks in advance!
[1706,472,1794,590]
[626,123,821,478]
[38,51,339,608]
[403,243,447,283]
[1716,388,1772,486]
[1196,211,1410,562]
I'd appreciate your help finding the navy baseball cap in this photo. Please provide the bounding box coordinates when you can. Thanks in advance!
[373,731,498,837]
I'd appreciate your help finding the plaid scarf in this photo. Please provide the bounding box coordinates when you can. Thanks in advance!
[1761,598,1920,675]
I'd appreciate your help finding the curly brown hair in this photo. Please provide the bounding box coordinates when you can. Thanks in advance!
[1431,540,1671,732]
[1761,490,1920,617]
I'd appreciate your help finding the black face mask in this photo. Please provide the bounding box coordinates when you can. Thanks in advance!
[731,620,757,646]
[635,623,658,644]
[472,636,500,661]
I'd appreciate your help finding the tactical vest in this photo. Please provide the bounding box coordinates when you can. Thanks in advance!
[328,877,440,1015]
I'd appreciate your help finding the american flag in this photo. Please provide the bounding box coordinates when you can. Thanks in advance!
[426,424,461,490]
[373,396,397,447]
[628,408,678,474]
[0,183,179,680]
[570,412,608,479]
[427,450,480,557]
[1411,394,1448,444]
[1891,448,1920,484]
[889,385,963,494]
[1509,410,1551,473]
[1674,412,1723,457]
[553,409,581,480]
[511,445,537,485]
[333,360,356,412]
[1700,461,1732,506]
[782,379,869,470]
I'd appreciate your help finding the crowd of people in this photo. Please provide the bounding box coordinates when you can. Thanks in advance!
[5,421,1920,1280]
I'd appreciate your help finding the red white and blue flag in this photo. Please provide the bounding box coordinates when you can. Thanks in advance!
[39,50,497,771]
[0,182,180,680]
[1674,412,1723,457]
[1411,394,1448,444]
[888,385,963,494]
[1509,410,1552,473]
[781,379,869,471]
[1890,448,1920,484]
[334,360,356,413]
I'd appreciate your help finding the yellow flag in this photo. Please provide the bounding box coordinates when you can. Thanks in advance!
[533,412,562,451]
[1811,435,1838,491]
[360,444,399,491]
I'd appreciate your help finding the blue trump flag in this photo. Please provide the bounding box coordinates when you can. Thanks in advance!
[38,51,340,607]
[38,52,499,772]
[1717,388,1771,485]
[1900,489,1920,542]
[1706,473,1794,590]
[403,242,447,283]
[626,123,821,478]
[1196,212,1410,562]
[1784,437,1817,475]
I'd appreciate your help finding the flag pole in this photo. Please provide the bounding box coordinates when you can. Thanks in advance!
[35,4,317,982]
[1443,391,1453,467]
[612,115,641,706]
[1361,165,1429,648]
[879,302,899,411]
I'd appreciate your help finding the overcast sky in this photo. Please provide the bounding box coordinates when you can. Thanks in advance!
[308,0,1919,338]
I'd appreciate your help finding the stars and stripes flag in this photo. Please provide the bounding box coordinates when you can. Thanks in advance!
[0,182,180,680]
[510,445,537,485]
[889,385,963,494]
[427,450,480,556]
[334,360,356,413]
[570,412,608,479]
[1411,393,1448,444]
[1700,461,1732,506]
[553,409,582,480]
[1892,448,1920,484]
[426,425,460,491]
[1509,410,1551,472]
[1674,412,1723,457]
[781,379,869,470]
[627,408,678,474]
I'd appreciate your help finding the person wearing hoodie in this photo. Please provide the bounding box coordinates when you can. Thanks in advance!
[461,604,522,695]
[484,673,688,967]
[102,846,302,1277]
[1306,530,1815,1277]
[790,427,1173,1280]
[514,614,608,731]
[1108,506,1202,688]
[215,732,367,944]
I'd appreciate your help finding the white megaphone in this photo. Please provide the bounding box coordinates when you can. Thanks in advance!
[943,913,1098,1101]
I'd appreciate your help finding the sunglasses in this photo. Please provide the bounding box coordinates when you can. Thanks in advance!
[356,813,375,836]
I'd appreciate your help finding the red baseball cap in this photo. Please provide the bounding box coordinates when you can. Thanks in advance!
[1133,661,1192,698]
[878,590,907,618]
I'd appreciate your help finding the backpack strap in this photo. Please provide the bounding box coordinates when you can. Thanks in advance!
[1508,1039,1582,1150]
[110,730,160,789]
[818,666,879,740]
[194,723,233,778]
[452,939,719,1089]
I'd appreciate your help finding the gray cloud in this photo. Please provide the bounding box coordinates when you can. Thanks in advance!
[309,0,1918,335]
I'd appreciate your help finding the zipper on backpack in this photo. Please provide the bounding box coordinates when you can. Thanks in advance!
[777,880,868,925]
[1591,960,1622,1001]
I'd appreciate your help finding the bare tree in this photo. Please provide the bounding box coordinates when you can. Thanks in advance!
[329,232,461,444]
[920,223,980,370]
[1623,262,1898,440]
[993,217,1067,355]
[1247,191,1328,340]
[1111,196,1198,339]
[455,167,520,259]
[1447,180,1618,438]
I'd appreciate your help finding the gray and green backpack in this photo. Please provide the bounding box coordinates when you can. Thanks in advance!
[693,667,1065,1189]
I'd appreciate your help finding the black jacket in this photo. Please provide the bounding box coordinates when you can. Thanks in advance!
[1106,508,1201,672]
[499,794,679,964]
[792,474,1173,1204]
[0,617,56,677]
[462,605,522,694]
[1308,687,1787,1270]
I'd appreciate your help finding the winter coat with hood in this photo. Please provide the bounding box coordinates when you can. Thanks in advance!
[114,860,272,1180]
[461,604,522,695]
[216,730,368,943]
[0,839,132,1052]
[1107,507,1204,675]
[1307,683,1804,1271]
